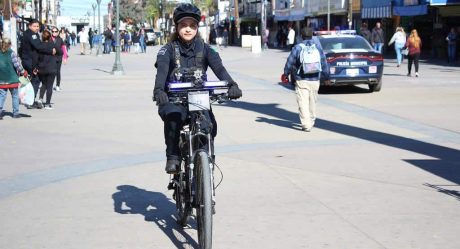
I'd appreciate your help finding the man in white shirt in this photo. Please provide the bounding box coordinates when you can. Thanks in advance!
[78,27,89,55]
[287,26,295,51]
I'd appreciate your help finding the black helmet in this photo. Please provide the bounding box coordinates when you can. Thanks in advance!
[173,3,201,25]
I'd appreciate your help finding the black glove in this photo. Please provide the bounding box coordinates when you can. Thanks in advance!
[228,84,242,99]
[154,90,169,105]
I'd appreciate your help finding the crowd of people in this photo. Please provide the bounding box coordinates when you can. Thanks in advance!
[0,19,68,120]
[102,27,148,54]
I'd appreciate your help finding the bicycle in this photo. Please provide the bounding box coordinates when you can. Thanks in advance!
[167,80,229,249]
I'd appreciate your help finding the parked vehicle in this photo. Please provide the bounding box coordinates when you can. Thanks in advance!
[145,28,157,45]
[316,30,384,92]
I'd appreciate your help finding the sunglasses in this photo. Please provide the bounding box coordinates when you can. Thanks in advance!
[52,31,59,33]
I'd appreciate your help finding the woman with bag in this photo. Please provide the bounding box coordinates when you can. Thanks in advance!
[403,29,422,77]
[388,27,406,67]
[0,37,28,119]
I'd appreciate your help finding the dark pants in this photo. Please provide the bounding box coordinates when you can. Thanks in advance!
[407,53,420,74]
[56,60,63,87]
[39,73,56,104]
[31,75,41,99]
[159,103,217,160]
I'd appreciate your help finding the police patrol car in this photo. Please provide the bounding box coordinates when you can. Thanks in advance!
[316,30,384,92]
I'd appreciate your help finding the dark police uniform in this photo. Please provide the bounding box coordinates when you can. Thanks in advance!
[154,37,238,160]
[20,29,54,98]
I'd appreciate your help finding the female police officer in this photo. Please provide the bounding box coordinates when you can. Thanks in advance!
[153,3,242,174]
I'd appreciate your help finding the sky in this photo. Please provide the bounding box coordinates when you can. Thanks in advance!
[61,0,110,17]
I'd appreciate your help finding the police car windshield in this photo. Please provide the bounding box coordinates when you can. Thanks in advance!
[318,37,373,52]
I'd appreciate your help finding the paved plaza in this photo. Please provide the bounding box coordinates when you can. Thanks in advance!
[1,45,460,249]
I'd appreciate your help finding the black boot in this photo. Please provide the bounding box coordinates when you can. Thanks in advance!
[165,159,180,174]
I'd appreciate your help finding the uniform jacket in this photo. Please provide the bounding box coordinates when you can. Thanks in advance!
[154,38,236,94]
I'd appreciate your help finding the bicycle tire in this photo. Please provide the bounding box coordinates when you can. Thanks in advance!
[175,172,189,227]
[195,151,213,249]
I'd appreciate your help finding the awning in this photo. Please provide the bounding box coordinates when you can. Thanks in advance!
[289,9,306,21]
[361,0,392,18]
[430,0,460,5]
[274,9,290,21]
[393,4,428,16]
[361,6,392,18]
[274,9,306,21]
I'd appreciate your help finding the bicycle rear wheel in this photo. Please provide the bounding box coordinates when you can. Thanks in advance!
[195,151,213,249]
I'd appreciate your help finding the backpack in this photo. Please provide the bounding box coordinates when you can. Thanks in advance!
[298,41,322,74]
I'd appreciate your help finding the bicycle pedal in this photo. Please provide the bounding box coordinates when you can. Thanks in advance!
[167,182,175,190]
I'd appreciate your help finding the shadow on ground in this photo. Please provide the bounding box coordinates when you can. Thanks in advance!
[222,101,460,191]
[112,185,199,248]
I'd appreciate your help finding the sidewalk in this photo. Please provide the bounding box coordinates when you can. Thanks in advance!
[1,45,460,249]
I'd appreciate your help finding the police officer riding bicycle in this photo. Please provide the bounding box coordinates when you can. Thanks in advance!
[153,3,242,174]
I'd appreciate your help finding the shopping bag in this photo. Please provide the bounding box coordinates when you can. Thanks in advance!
[19,82,35,105]
[401,48,409,56]
[18,76,31,86]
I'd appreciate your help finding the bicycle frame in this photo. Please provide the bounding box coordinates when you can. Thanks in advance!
[169,80,228,210]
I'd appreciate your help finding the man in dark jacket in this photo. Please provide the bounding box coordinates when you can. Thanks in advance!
[20,19,55,108]
[371,22,385,54]
[359,23,372,44]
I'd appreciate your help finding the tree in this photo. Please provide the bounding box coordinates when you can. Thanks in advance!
[117,0,147,25]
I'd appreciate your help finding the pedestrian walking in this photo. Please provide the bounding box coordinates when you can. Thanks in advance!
[19,19,55,109]
[123,30,131,53]
[78,27,89,55]
[37,30,58,109]
[153,3,242,173]
[103,27,113,54]
[263,28,269,50]
[132,30,140,54]
[70,31,76,46]
[281,27,330,132]
[388,27,407,67]
[51,27,67,92]
[287,25,295,51]
[359,23,372,44]
[446,27,457,63]
[403,29,422,77]
[371,22,385,54]
[88,28,94,51]
[0,37,28,119]
[139,29,146,53]
[223,28,229,47]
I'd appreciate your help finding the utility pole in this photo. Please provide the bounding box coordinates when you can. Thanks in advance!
[111,0,124,75]
[92,3,97,31]
[348,0,353,30]
[327,0,330,31]
[96,0,102,56]
[234,0,240,44]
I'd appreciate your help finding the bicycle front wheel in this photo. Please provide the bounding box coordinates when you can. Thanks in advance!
[195,151,213,249]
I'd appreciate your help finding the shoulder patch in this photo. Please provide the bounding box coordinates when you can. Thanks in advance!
[158,47,168,56]
[32,34,37,39]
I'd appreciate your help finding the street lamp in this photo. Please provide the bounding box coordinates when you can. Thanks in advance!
[96,0,102,56]
[111,0,124,75]
[327,0,330,31]
[92,3,97,31]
